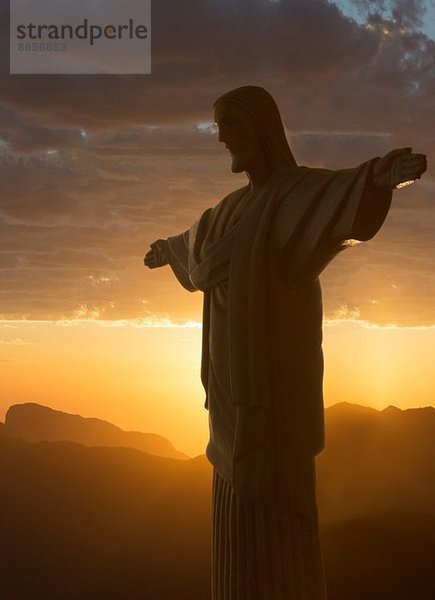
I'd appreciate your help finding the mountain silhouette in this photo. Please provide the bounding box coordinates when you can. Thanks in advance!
[3,402,187,460]
[0,438,211,600]
[317,402,435,521]
[1,401,434,598]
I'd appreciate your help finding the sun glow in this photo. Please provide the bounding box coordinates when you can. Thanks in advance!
[1,316,435,456]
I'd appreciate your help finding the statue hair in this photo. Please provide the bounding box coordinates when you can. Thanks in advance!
[214,86,297,169]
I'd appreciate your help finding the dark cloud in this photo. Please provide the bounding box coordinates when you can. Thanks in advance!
[0,107,82,154]
[321,178,435,326]
[350,0,427,29]
[0,0,433,324]
[0,0,395,126]
[290,132,393,168]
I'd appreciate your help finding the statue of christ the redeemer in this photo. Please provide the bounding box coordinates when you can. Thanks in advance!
[144,86,427,600]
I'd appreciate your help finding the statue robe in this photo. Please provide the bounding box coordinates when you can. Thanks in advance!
[165,161,391,599]
[166,160,391,512]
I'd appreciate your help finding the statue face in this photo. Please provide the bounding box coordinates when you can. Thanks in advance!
[214,101,263,173]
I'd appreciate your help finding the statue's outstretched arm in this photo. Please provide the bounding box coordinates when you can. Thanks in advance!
[351,148,427,241]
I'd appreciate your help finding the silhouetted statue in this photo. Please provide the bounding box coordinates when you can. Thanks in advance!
[144,86,427,600]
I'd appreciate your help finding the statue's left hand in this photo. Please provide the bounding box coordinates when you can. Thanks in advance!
[144,239,169,269]
[373,148,427,189]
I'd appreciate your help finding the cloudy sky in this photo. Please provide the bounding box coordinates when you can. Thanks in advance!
[0,0,434,454]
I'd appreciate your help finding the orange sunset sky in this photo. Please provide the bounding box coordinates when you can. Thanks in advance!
[1,0,434,456]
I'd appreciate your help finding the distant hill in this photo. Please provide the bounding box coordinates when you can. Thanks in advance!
[1,401,435,598]
[317,402,435,521]
[1,432,434,599]
[0,439,211,600]
[2,400,435,519]
[3,403,188,460]
[2,400,435,518]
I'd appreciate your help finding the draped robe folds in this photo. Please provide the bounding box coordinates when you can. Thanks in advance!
[166,161,392,513]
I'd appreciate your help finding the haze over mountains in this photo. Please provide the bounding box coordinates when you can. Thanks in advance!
[0,440,211,599]
[1,400,434,599]
[3,400,434,520]
[317,401,435,521]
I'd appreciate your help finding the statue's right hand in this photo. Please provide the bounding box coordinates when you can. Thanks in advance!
[144,239,169,269]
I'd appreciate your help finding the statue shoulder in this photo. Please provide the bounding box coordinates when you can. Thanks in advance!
[194,184,250,232]
[209,184,250,215]
[222,184,251,205]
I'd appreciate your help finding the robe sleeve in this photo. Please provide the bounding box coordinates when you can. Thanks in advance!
[326,158,392,244]
[166,231,197,292]
[274,158,393,284]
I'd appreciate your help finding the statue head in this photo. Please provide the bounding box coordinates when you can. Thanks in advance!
[213,85,297,174]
